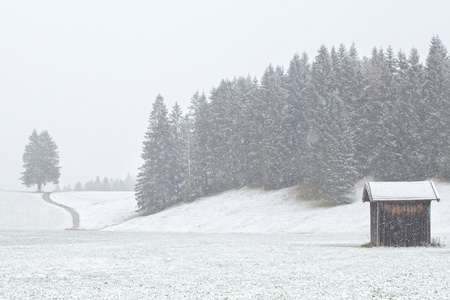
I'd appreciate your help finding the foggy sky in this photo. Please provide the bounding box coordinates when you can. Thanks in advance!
[1,0,449,191]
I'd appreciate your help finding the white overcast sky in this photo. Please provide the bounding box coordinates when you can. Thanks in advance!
[1,0,449,191]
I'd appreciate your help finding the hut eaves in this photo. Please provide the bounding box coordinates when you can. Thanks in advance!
[362,181,440,202]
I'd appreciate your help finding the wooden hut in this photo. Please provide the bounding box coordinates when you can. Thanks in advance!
[362,181,440,246]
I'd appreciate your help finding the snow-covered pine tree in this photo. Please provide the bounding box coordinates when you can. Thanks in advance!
[395,48,427,180]
[74,181,83,191]
[20,129,61,192]
[177,114,193,202]
[111,178,124,191]
[169,102,186,205]
[259,65,290,189]
[328,45,359,200]
[285,53,310,185]
[94,176,102,191]
[303,46,333,196]
[124,173,136,191]
[189,92,210,200]
[382,50,414,180]
[135,94,177,214]
[364,47,399,180]
[383,48,415,180]
[244,77,266,188]
[303,45,358,203]
[84,180,94,191]
[207,79,237,193]
[335,44,366,176]
[234,76,260,188]
[102,177,110,191]
[21,130,41,189]
[423,36,450,177]
[320,91,358,203]
[218,77,249,188]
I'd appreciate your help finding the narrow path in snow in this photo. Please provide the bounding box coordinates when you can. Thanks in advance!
[42,192,79,230]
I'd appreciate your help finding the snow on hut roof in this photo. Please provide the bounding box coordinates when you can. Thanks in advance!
[362,181,440,202]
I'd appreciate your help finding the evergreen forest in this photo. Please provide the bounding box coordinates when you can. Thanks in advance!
[136,36,450,214]
[62,174,136,192]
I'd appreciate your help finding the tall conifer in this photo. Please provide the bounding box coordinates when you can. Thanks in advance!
[423,36,450,177]
[21,129,61,192]
[136,95,176,214]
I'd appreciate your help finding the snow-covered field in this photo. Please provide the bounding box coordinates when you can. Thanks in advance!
[0,191,71,230]
[1,181,450,299]
[1,230,449,299]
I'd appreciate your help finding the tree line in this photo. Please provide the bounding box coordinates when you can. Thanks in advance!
[20,37,448,207]
[136,36,450,214]
[61,174,136,191]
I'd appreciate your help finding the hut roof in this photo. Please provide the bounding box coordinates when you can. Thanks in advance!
[362,181,440,203]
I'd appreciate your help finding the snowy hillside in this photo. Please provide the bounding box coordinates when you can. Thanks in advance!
[106,186,370,234]
[50,191,137,230]
[0,191,71,230]
[105,181,449,237]
[1,181,449,237]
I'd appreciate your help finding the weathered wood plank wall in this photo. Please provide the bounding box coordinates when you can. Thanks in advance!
[371,201,431,246]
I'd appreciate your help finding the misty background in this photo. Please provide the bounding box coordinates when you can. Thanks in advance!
[1,0,449,191]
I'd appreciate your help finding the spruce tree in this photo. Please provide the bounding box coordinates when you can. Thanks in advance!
[304,45,358,203]
[423,36,450,177]
[102,177,110,191]
[303,46,333,195]
[364,47,398,179]
[169,102,185,204]
[245,77,266,187]
[94,176,102,191]
[189,92,210,200]
[259,65,291,189]
[124,173,136,191]
[339,44,367,176]
[20,129,61,192]
[207,79,236,192]
[234,76,260,187]
[329,45,359,198]
[74,182,83,191]
[178,114,193,202]
[135,94,176,214]
[395,48,427,180]
[285,53,310,185]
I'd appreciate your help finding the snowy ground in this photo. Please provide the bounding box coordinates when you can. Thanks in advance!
[1,181,450,298]
[0,191,71,230]
[50,191,138,230]
[1,231,449,299]
[105,186,371,235]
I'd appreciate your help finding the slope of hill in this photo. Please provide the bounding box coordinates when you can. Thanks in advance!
[50,191,137,230]
[106,186,370,234]
[105,181,450,237]
[1,181,449,237]
[0,191,71,230]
